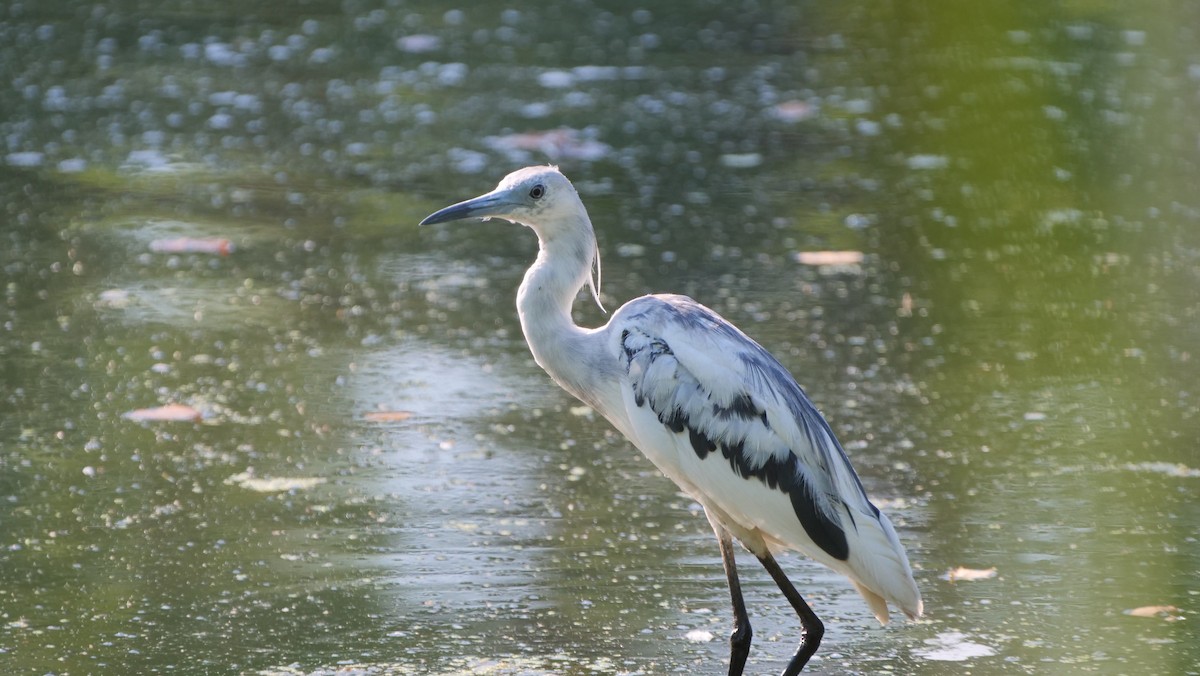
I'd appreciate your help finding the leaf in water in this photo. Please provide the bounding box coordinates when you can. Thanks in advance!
[794,251,865,266]
[148,237,233,256]
[944,566,998,582]
[123,404,203,423]
[1125,605,1182,620]
[362,410,413,422]
[224,470,325,493]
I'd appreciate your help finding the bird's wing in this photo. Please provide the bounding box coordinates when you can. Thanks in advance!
[614,294,871,558]
[610,294,921,620]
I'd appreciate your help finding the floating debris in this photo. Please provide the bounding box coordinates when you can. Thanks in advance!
[944,566,998,582]
[1124,605,1183,621]
[123,404,203,423]
[793,251,864,266]
[684,629,715,643]
[362,410,413,422]
[149,237,234,256]
[225,470,325,493]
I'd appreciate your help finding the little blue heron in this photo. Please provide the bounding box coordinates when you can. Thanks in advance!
[420,166,922,674]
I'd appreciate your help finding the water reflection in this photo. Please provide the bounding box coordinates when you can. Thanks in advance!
[1,1,1197,674]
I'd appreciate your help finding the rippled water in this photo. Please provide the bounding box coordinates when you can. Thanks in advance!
[1,2,1197,674]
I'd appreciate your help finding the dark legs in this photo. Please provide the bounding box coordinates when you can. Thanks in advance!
[757,551,825,675]
[715,529,753,675]
[710,516,825,675]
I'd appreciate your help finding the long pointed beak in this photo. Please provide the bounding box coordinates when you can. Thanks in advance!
[419,190,513,226]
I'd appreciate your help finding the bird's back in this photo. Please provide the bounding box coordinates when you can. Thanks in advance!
[597,294,922,623]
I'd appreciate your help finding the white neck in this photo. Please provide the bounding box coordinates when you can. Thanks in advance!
[516,216,608,406]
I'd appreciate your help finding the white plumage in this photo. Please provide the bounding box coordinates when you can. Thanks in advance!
[421,165,921,674]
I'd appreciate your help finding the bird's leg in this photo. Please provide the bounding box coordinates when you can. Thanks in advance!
[756,552,824,675]
[714,527,752,675]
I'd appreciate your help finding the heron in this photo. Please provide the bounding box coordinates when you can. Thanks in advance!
[420,166,922,674]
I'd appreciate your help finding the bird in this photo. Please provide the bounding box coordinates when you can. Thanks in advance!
[420,166,922,674]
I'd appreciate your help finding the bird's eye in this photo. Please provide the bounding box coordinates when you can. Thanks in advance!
[529,184,546,200]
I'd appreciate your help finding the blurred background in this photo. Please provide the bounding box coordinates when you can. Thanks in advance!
[0,1,1197,674]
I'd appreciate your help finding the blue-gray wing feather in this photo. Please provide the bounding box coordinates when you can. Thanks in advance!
[618,295,878,562]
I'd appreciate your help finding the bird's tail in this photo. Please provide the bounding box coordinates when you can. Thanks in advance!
[840,508,922,624]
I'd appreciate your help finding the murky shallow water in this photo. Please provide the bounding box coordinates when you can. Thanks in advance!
[1,2,1198,674]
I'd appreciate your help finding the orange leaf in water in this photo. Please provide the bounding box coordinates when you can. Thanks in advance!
[794,251,864,266]
[1125,605,1182,620]
[944,566,998,582]
[124,404,202,423]
[149,237,233,256]
[362,410,413,422]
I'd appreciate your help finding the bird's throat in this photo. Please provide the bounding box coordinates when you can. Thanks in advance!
[516,228,602,402]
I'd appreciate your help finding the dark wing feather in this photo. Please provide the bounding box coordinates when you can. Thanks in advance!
[618,295,874,562]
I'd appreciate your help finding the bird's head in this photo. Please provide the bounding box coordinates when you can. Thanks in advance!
[419,165,585,237]
[419,165,605,312]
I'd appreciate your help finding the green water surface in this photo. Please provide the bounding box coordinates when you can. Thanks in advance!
[0,1,1196,674]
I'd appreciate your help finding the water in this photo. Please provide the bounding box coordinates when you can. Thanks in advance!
[1,1,1197,674]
